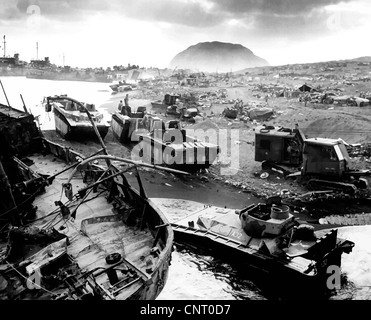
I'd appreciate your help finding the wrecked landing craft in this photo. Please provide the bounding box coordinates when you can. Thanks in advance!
[171,202,354,299]
[0,101,177,300]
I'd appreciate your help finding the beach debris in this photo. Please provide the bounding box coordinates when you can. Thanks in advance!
[260,172,269,179]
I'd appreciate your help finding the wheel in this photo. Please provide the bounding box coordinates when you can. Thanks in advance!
[105,253,122,265]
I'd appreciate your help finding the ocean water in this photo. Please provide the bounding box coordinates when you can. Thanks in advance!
[1,76,370,300]
[0,76,113,131]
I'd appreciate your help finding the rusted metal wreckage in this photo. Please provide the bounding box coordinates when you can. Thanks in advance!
[170,200,354,299]
[0,82,358,300]
[254,124,371,196]
[0,97,180,300]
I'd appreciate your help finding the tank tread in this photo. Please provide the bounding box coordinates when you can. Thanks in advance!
[261,161,295,176]
[306,179,357,194]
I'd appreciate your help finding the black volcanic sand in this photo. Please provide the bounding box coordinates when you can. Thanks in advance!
[41,130,259,210]
[41,128,371,230]
[41,67,371,224]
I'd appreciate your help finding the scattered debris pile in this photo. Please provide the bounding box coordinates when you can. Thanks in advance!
[347,143,371,160]
[320,213,371,226]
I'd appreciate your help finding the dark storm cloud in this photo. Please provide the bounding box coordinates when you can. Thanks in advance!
[0,0,357,34]
[208,0,356,38]
[212,0,353,15]
[110,0,356,34]
[22,0,109,17]
[246,11,325,40]
[0,7,21,21]
[0,0,22,20]
[0,0,109,21]
[110,0,224,28]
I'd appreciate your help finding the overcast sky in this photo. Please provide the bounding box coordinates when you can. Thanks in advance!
[0,0,370,69]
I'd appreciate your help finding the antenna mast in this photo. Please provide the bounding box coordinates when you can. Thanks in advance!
[36,42,38,60]
[3,35,6,58]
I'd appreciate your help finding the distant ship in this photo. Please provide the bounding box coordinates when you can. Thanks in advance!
[26,68,113,83]
[0,53,27,77]
[26,57,113,83]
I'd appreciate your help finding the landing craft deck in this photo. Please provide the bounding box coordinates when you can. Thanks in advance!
[0,103,173,300]
[28,153,156,273]
[155,198,354,298]
[2,147,171,300]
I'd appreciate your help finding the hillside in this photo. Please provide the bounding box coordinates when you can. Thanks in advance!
[169,41,269,73]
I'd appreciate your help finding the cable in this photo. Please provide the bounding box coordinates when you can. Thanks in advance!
[0,223,9,233]
[42,213,62,230]
[48,216,65,230]
[4,260,60,297]
[43,189,107,231]
[23,208,61,227]
[23,191,82,228]
[0,182,47,218]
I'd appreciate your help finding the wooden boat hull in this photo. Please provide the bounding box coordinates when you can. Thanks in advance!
[49,141,173,300]
[53,107,109,140]
[0,104,173,300]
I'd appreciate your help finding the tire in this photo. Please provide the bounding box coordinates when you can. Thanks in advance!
[105,253,122,265]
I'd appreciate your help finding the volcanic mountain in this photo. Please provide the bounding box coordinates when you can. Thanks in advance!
[169,41,269,73]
